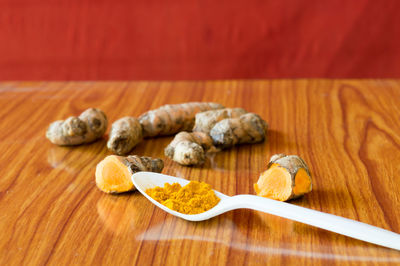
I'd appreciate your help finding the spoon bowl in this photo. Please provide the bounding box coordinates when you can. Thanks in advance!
[132,172,400,250]
[132,171,230,221]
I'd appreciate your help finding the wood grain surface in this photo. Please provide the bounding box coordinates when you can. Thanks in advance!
[0,80,399,265]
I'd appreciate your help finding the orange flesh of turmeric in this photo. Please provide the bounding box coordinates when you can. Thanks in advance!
[95,155,134,193]
[254,165,292,201]
[254,164,311,201]
[293,168,312,195]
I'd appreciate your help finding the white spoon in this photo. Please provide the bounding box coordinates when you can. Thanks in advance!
[132,172,400,251]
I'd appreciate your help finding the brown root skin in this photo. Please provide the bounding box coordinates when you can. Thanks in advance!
[193,108,247,134]
[210,113,268,148]
[46,108,107,146]
[107,117,143,155]
[96,155,164,194]
[254,154,312,201]
[139,102,224,137]
[267,154,310,176]
[165,131,215,165]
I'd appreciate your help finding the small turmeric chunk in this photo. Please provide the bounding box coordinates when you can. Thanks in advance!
[164,131,215,165]
[46,108,108,146]
[254,154,312,201]
[210,113,268,148]
[146,181,220,214]
[107,117,143,155]
[96,155,164,193]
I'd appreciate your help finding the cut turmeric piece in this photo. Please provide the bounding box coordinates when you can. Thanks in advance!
[254,154,312,201]
[96,155,164,193]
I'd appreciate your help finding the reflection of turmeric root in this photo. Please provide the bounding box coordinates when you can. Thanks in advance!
[165,131,215,165]
[254,154,312,201]
[210,113,268,149]
[107,117,143,155]
[139,102,224,137]
[96,155,164,193]
[96,195,142,236]
[46,108,108,145]
[193,108,247,134]
[47,146,77,174]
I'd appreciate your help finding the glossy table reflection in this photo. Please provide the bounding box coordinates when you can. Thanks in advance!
[0,80,399,265]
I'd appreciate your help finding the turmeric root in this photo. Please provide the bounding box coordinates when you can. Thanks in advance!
[254,154,312,201]
[210,113,268,148]
[46,108,108,145]
[107,117,143,155]
[139,102,224,137]
[164,131,215,165]
[193,108,247,134]
[96,155,164,193]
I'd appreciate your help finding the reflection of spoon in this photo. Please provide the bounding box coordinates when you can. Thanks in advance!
[137,219,400,262]
[132,172,400,251]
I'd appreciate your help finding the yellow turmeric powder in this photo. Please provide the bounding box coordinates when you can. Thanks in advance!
[146,181,220,214]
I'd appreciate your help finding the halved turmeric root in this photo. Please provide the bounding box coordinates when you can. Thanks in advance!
[96,155,164,193]
[254,154,312,201]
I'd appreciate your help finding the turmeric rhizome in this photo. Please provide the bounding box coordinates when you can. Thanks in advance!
[255,154,312,201]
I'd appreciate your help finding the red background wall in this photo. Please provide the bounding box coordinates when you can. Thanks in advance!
[1,0,399,80]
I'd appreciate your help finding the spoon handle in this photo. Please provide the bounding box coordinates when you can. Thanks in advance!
[229,195,400,250]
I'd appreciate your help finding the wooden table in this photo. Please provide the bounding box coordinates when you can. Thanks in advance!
[1,80,399,265]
